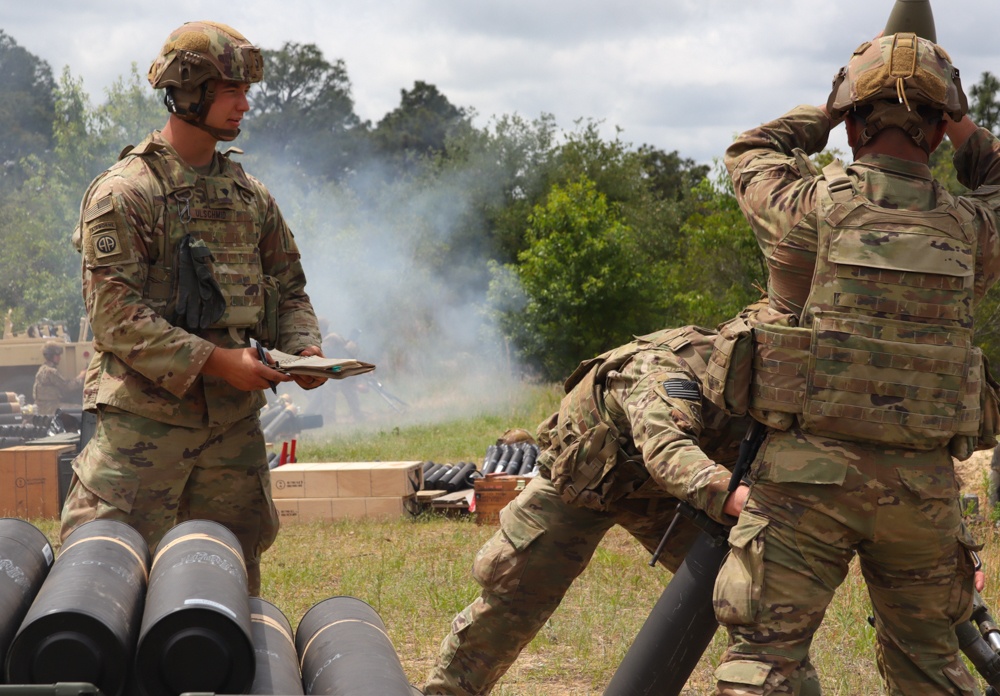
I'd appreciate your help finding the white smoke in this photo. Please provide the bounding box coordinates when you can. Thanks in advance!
[247,146,524,432]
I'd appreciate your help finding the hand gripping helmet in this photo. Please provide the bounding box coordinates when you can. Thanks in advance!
[827,32,967,153]
[148,21,264,141]
[42,341,63,360]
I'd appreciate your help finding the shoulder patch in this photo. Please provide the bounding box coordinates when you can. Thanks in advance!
[92,230,122,259]
[663,378,701,401]
[83,194,114,222]
[82,193,134,266]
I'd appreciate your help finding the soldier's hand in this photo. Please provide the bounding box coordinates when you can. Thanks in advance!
[292,345,328,390]
[202,346,292,392]
[722,484,750,518]
[976,569,985,593]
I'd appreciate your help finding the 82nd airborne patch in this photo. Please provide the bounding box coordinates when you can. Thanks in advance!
[83,193,129,264]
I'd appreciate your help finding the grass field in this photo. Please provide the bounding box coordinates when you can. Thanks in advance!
[29,378,1000,695]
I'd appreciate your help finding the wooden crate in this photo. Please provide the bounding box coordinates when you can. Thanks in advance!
[473,474,531,526]
[0,445,75,518]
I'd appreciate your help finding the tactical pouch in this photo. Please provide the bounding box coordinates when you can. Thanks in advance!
[252,275,280,349]
[950,350,1000,460]
[704,314,753,417]
[174,234,226,330]
[748,322,808,431]
[549,422,622,511]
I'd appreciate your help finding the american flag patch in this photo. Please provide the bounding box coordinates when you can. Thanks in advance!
[663,379,700,401]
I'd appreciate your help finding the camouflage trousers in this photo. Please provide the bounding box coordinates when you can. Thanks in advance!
[423,473,699,696]
[60,407,279,595]
[713,430,979,695]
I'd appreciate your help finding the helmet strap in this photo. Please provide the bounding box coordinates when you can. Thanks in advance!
[858,104,934,154]
[164,84,240,142]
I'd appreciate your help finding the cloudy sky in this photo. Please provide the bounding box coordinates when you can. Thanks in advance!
[5,0,1000,166]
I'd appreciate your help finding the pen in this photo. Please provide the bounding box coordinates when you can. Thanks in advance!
[255,343,278,394]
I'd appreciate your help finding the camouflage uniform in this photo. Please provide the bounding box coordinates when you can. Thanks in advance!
[712,105,1000,695]
[33,360,83,416]
[424,326,751,696]
[60,131,321,594]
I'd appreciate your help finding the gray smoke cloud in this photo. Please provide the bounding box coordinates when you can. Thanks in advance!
[251,149,523,433]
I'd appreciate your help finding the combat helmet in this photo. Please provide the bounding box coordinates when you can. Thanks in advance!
[148,21,264,141]
[42,341,63,360]
[826,32,967,153]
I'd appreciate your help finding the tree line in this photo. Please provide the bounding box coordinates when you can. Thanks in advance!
[2,29,1000,382]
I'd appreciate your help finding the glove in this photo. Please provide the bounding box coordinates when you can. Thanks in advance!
[175,234,226,330]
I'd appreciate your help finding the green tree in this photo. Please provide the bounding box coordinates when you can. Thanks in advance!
[373,81,470,175]
[0,66,162,329]
[638,145,709,201]
[970,71,1000,135]
[246,42,367,183]
[665,171,766,328]
[0,30,56,194]
[489,176,667,380]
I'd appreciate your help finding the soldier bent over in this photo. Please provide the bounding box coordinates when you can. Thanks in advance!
[424,323,757,695]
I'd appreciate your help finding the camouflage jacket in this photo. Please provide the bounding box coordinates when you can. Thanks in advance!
[537,326,751,524]
[724,105,1000,319]
[77,131,321,428]
[33,362,82,416]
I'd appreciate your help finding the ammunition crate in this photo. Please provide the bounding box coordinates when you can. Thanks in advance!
[271,461,423,499]
[474,474,531,526]
[274,495,420,522]
[0,444,76,518]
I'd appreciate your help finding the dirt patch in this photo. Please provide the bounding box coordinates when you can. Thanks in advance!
[956,448,995,503]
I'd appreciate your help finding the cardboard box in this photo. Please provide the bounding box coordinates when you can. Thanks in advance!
[0,445,76,518]
[275,495,420,522]
[474,474,532,526]
[271,461,423,499]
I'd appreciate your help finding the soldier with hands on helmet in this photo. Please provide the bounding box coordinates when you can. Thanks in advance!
[32,341,85,416]
[712,24,1000,696]
[424,323,755,696]
[61,21,325,595]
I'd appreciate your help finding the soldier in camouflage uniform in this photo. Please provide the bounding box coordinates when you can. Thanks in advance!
[424,325,754,696]
[712,30,1000,695]
[32,341,84,416]
[60,21,324,595]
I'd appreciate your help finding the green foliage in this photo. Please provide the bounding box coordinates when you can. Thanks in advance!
[246,42,367,183]
[374,81,470,169]
[665,171,766,328]
[970,71,1000,135]
[0,65,164,329]
[0,30,56,194]
[490,176,667,380]
[0,153,85,325]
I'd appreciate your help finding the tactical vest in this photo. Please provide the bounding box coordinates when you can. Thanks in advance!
[749,161,983,450]
[547,326,714,509]
[127,139,266,333]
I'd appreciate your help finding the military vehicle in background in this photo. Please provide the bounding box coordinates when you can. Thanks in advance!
[0,310,94,402]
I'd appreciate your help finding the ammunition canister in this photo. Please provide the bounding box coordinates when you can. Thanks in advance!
[296,596,412,695]
[6,519,148,696]
[248,597,303,695]
[0,518,53,674]
[135,520,254,696]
